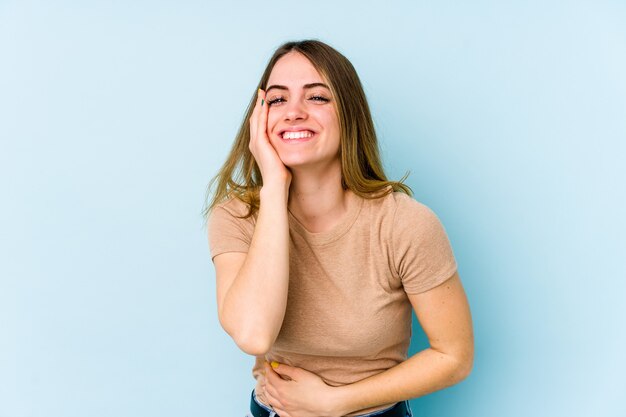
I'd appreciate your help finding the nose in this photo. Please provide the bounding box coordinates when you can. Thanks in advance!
[284,98,308,122]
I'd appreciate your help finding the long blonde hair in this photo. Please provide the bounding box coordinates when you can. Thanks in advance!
[203,39,410,219]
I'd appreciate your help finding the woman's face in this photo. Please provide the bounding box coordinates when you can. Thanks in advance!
[265,51,341,171]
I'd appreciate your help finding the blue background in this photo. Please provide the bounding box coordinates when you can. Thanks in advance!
[1,1,625,416]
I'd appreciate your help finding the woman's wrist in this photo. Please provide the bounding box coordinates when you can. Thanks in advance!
[327,384,395,417]
[327,385,351,417]
[259,180,290,203]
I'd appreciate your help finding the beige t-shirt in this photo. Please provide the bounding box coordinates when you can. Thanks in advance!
[208,191,457,415]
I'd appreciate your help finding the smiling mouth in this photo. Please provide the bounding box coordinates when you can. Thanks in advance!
[281,130,315,140]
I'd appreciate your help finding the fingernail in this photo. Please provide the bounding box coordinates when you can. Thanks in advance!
[261,99,264,106]
[271,361,279,369]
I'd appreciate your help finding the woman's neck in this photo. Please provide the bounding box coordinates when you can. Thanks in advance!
[287,164,350,233]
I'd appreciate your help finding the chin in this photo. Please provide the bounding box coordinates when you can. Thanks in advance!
[280,158,313,169]
[280,156,340,172]
[276,147,340,170]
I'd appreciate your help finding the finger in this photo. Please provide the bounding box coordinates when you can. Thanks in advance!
[270,362,296,381]
[264,362,276,383]
[264,362,284,384]
[249,89,263,146]
[264,385,292,417]
[264,380,277,399]
[263,385,284,410]
[269,404,288,417]
[265,397,290,417]
[255,88,267,144]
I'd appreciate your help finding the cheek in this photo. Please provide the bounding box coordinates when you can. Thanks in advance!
[317,109,339,131]
[266,110,280,134]
[322,116,340,138]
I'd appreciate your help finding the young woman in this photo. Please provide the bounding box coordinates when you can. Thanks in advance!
[206,40,474,417]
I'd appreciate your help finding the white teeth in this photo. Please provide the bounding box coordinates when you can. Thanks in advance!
[282,130,313,139]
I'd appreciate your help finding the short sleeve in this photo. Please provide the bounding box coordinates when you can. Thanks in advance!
[207,198,256,261]
[391,193,458,294]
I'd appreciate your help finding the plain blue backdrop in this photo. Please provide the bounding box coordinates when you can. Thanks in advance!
[1,1,625,416]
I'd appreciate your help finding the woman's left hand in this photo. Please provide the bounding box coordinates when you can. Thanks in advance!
[262,361,344,417]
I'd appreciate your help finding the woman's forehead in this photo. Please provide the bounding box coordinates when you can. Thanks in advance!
[267,52,326,87]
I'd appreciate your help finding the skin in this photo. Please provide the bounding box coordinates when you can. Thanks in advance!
[213,51,474,416]
[264,51,348,232]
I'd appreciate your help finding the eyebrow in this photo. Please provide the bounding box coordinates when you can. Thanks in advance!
[265,82,330,93]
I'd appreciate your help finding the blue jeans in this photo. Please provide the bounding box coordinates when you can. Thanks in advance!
[247,388,413,417]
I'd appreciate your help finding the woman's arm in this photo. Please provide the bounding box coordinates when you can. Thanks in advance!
[331,271,473,414]
[213,89,292,356]
[263,271,473,417]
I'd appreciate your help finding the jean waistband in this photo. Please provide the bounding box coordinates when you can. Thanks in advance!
[249,389,411,417]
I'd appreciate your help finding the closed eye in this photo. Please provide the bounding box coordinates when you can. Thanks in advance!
[267,97,285,106]
[267,95,330,106]
[309,95,330,103]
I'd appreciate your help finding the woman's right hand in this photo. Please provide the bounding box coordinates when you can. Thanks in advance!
[249,88,292,188]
